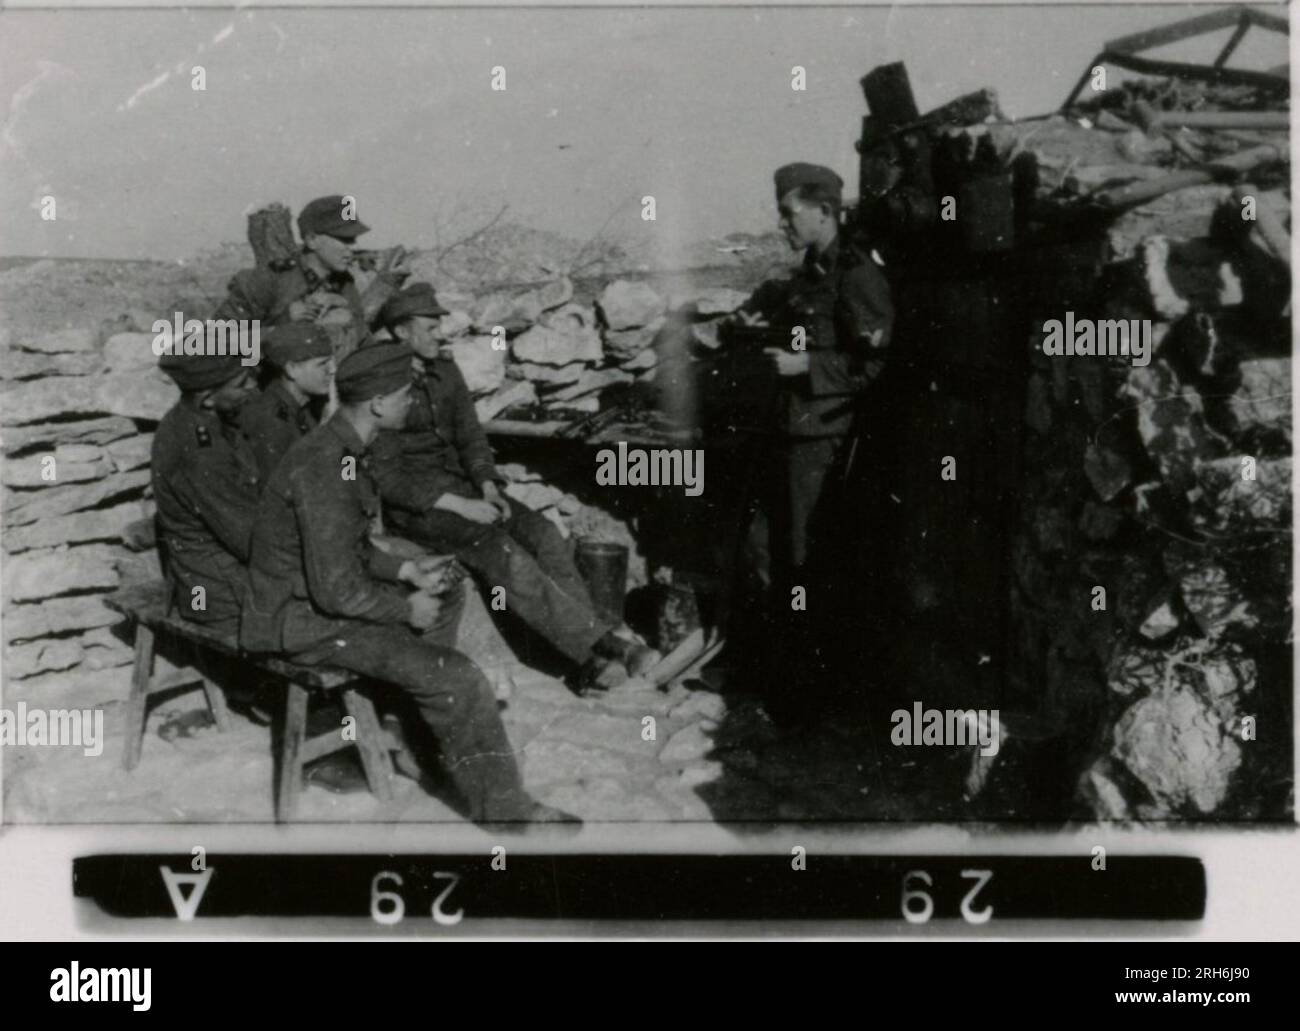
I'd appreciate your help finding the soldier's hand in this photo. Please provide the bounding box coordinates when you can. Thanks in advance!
[406,590,441,631]
[481,481,512,522]
[764,347,810,377]
[458,498,504,525]
[404,555,463,595]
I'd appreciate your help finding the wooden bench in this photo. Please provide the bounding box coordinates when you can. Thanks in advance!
[104,580,395,822]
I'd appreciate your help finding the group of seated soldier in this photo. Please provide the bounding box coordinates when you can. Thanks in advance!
[148,194,660,831]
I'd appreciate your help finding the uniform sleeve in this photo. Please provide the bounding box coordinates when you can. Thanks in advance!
[290,460,410,625]
[835,261,893,384]
[369,428,445,513]
[212,268,281,323]
[241,400,297,484]
[178,453,258,563]
[809,261,894,397]
[445,361,500,488]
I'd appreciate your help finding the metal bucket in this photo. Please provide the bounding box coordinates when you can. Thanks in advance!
[574,539,629,625]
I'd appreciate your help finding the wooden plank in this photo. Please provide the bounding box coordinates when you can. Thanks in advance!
[107,580,357,689]
[301,731,346,765]
[202,678,231,733]
[1151,111,1289,131]
[343,688,395,802]
[1091,143,1284,211]
[276,683,309,823]
[1104,8,1246,56]
[122,623,155,772]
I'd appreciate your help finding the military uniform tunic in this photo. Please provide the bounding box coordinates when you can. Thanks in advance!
[150,402,262,635]
[241,412,533,823]
[370,358,614,665]
[742,237,894,572]
[239,378,320,483]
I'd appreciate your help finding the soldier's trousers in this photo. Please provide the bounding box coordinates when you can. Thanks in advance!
[392,497,614,666]
[290,626,534,823]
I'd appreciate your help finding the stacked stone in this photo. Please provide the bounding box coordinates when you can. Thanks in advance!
[1009,193,1290,820]
[2,317,176,707]
[432,275,749,423]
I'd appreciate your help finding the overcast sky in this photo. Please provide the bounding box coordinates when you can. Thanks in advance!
[0,3,1288,260]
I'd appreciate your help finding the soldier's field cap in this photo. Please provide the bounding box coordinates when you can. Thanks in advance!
[774,163,844,201]
[265,323,333,367]
[159,351,248,392]
[335,340,414,402]
[378,282,449,329]
[298,195,371,240]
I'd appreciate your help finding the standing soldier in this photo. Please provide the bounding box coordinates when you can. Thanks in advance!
[241,340,577,830]
[369,282,660,686]
[240,323,334,481]
[737,163,894,713]
[214,195,406,356]
[151,346,262,636]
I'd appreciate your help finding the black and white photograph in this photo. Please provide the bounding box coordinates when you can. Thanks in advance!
[0,0,1294,950]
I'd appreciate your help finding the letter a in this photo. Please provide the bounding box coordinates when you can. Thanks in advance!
[191,65,206,91]
[491,846,507,871]
[491,65,507,91]
[191,846,206,872]
[641,196,656,222]
[41,455,57,481]
[940,195,956,221]
[1091,845,1106,871]
[791,845,806,871]
[594,449,616,487]
[1091,65,1106,91]
[191,585,207,612]
[790,586,806,611]
[941,456,956,481]
[341,456,356,480]
[641,716,656,741]
[791,66,806,91]
[1240,195,1256,221]
[1240,715,1255,741]
[1241,456,1256,481]
[491,326,506,351]
[41,195,56,220]
[491,586,507,611]
[341,715,356,741]
[1091,586,1106,611]
[1041,319,1063,356]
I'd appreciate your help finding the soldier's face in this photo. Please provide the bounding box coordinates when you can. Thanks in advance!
[305,232,355,273]
[397,316,443,362]
[207,370,257,417]
[372,384,413,430]
[777,191,831,250]
[285,356,334,398]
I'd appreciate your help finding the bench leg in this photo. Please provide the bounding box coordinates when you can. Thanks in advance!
[342,688,396,803]
[276,682,309,823]
[122,624,155,772]
[202,678,231,733]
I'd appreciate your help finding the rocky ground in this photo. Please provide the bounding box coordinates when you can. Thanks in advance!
[3,590,966,827]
